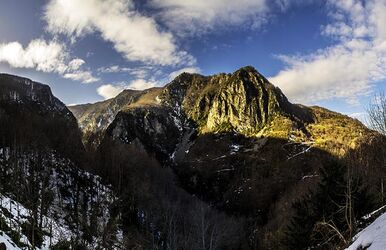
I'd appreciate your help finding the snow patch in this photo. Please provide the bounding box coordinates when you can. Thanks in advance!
[347,211,386,250]
[0,231,21,250]
[230,144,241,155]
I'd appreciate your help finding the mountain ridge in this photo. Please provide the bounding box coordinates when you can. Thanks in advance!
[69,66,371,158]
[2,67,386,249]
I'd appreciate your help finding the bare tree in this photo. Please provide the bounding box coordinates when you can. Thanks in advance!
[367,91,386,134]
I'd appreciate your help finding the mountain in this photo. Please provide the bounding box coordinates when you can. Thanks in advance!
[2,67,386,249]
[69,66,386,248]
[71,66,375,159]
[0,73,85,164]
[0,74,121,249]
[69,88,163,149]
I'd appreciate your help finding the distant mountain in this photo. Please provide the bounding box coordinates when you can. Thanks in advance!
[69,88,162,149]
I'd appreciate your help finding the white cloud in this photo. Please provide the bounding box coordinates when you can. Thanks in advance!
[98,65,124,73]
[64,71,99,84]
[0,39,67,74]
[150,0,268,35]
[168,67,200,80]
[44,0,195,66]
[127,79,157,90]
[269,0,386,105]
[98,65,153,79]
[68,58,85,70]
[0,39,98,83]
[97,84,124,99]
[275,0,315,11]
[97,79,157,99]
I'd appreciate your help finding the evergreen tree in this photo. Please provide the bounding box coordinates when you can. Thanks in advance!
[282,196,315,249]
[283,161,375,249]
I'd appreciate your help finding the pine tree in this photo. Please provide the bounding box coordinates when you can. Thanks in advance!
[283,160,375,249]
[282,196,315,249]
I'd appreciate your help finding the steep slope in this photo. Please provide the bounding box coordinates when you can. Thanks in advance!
[68,66,386,249]
[0,73,85,163]
[69,87,163,149]
[160,66,313,135]
[0,74,122,249]
[72,66,375,163]
[72,67,317,161]
[347,207,386,250]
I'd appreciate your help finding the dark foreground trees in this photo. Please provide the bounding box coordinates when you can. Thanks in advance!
[283,161,374,249]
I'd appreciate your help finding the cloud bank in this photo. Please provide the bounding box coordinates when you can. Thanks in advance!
[97,79,157,100]
[150,0,268,36]
[0,39,98,83]
[44,0,195,66]
[269,0,386,104]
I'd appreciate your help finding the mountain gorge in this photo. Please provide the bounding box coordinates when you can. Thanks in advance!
[1,67,386,249]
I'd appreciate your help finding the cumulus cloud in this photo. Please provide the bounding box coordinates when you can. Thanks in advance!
[97,79,157,99]
[97,84,124,99]
[269,0,386,104]
[0,39,68,74]
[64,71,99,84]
[127,79,157,90]
[68,58,85,71]
[44,0,195,66]
[168,67,201,80]
[150,0,268,35]
[0,39,98,83]
[98,65,154,79]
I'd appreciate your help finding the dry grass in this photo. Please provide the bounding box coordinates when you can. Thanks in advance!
[306,106,370,156]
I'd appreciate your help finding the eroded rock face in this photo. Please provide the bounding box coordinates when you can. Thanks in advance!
[68,89,146,148]
[159,66,314,136]
[106,106,187,163]
[192,67,291,134]
[87,67,313,168]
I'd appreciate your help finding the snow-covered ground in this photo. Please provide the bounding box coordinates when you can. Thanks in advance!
[0,194,71,249]
[0,148,122,249]
[347,211,386,250]
[0,231,21,250]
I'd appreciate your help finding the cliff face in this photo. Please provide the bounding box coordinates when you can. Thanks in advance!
[106,106,184,163]
[71,67,318,168]
[165,66,312,134]
[71,66,369,162]
[0,73,72,117]
[0,73,85,163]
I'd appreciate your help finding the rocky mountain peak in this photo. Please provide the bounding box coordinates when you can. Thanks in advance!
[162,66,313,135]
[70,66,316,152]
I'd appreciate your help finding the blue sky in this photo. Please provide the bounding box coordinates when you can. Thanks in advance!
[1,0,386,121]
